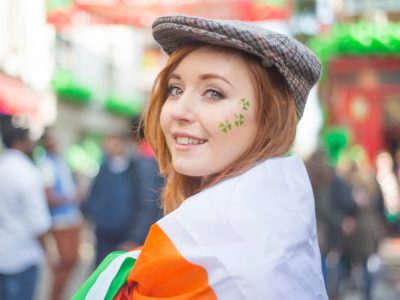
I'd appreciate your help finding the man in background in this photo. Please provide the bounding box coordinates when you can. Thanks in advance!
[84,132,136,266]
[0,126,51,300]
[84,120,163,266]
[123,117,164,248]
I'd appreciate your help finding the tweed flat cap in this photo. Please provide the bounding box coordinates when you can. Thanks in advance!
[152,15,321,120]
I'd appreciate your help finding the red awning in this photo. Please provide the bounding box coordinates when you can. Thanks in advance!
[75,0,254,26]
[46,5,111,30]
[46,1,293,29]
[0,75,39,117]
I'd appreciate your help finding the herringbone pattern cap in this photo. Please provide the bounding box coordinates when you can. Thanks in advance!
[152,15,321,120]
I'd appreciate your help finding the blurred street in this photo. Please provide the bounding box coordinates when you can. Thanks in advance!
[36,223,95,300]
[1,1,400,300]
[342,238,400,300]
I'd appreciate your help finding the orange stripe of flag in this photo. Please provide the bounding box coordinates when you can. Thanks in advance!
[122,224,217,299]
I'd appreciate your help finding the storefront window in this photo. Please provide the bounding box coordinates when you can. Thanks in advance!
[378,70,400,85]
[335,72,358,85]
[383,96,400,126]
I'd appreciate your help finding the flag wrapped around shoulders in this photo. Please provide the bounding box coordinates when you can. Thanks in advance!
[74,155,328,299]
[72,250,140,300]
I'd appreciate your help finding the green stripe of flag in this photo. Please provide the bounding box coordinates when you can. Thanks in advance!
[71,251,130,300]
[104,256,136,299]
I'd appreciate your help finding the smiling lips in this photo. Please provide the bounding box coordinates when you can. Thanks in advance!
[172,133,207,146]
[176,136,206,145]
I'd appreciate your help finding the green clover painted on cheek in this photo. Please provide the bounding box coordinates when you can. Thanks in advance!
[219,120,232,133]
[218,97,250,133]
[234,113,244,127]
[241,98,250,111]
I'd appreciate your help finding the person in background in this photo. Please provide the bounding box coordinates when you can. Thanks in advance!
[38,129,82,300]
[0,126,51,300]
[394,146,400,181]
[338,157,385,300]
[306,149,358,300]
[84,132,134,265]
[117,117,164,251]
[85,126,163,264]
[376,150,400,235]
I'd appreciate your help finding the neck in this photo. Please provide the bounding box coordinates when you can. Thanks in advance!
[13,144,32,158]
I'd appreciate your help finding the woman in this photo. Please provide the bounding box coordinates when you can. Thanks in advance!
[38,130,82,300]
[73,15,327,299]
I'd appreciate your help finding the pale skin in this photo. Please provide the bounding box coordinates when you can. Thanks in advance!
[160,47,258,178]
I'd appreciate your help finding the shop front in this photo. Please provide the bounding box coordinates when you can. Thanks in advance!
[327,56,400,162]
[310,21,400,163]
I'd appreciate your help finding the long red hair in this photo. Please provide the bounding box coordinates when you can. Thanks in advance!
[144,44,298,214]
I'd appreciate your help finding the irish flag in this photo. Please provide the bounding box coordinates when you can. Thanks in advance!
[73,156,328,299]
[71,250,140,300]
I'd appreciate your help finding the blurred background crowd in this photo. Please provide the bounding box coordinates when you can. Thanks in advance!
[0,1,400,300]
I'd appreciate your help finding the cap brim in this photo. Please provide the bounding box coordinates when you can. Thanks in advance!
[152,16,274,67]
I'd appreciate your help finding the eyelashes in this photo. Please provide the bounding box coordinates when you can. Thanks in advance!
[204,88,224,100]
[168,85,183,97]
[167,84,225,101]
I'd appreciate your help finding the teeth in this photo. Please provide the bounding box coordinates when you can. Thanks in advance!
[176,137,205,145]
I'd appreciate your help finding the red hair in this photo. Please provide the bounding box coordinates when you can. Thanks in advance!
[145,44,298,214]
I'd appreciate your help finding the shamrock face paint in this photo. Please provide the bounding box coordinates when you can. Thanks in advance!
[241,97,250,110]
[234,113,244,127]
[160,47,258,177]
[219,97,250,133]
[219,120,233,133]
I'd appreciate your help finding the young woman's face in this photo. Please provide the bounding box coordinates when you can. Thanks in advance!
[160,47,258,177]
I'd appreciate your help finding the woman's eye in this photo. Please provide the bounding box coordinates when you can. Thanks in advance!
[168,85,183,96]
[205,89,223,100]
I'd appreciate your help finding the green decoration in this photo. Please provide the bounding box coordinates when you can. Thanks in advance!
[386,212,399,223]
[52,69,92,105]
[234,113,244,126]
[321,126,351,166]
[33,146,46,163]
[104,94,144,118]
[309,21,400,81]
[65,138,102,177]
[219,120,232,133]
[256,0,285,6]
[47,0,74,12]
[241,98,250,111]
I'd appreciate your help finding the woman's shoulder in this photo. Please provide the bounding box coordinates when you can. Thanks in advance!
[151,156,325,299]
[215,155,313,214]
[160,155,315,244]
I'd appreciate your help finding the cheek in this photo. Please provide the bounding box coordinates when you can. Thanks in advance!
[160,103,176,152]
[217,111,257,152]
[159,104,170,134]
[211,103,257,137]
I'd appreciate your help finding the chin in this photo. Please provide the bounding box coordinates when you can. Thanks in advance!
[175,167,225,179]
[173,164,206,177]
[174,167,203,177]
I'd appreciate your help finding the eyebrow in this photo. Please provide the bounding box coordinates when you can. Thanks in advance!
[199,73,233,86]
[168,73,233,86]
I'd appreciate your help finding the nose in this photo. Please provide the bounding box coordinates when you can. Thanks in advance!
[170,90,197,123]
